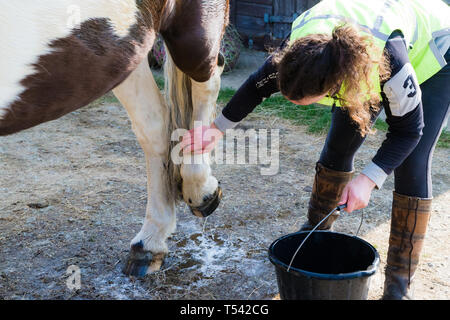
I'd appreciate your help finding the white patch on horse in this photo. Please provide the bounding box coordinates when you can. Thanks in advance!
[0,0,139,119]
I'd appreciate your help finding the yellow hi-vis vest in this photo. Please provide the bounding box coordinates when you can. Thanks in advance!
[290,0,450,106]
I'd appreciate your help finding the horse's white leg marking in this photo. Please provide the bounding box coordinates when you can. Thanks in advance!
[181,64,224,207]
[0,0,139,119]
[113,60,175,263]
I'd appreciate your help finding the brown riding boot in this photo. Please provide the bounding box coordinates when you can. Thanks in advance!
[300,162,354,231]
[382,192,432,300]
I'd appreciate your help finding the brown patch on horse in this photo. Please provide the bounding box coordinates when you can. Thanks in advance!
[138,0,175,31]
[0,18,154,136]
[161,0,229,82]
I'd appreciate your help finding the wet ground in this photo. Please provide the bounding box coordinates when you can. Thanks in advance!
[0,97,448,300]
[0,51,449,299]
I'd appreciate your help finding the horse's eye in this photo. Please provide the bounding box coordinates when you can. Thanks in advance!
[217,52,225,67]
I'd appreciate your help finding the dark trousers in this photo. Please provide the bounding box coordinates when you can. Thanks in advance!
[319,51,450,199]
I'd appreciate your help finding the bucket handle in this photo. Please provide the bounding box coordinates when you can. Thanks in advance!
[287,204,347,272]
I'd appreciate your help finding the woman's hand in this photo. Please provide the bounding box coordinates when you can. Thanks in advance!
[181,123,224,155]
[338,174,376,213]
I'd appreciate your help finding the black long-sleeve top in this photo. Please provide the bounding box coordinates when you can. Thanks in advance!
[214,33,426,188]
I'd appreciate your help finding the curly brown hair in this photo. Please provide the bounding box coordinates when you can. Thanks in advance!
[274,24,391,136]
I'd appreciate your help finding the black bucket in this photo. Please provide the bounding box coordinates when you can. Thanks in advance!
[268,231,379,300]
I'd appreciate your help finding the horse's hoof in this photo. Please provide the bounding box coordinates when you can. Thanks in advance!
[122,242,165,277]
[189,187,223,218]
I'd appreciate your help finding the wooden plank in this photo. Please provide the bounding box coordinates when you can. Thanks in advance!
[294,0,308,13]
[236,14,267,32]
[293,0,320,15]
[231,0,322,48]
[272,0,295,39]
[229,0,238,25]
[236,2,272,18]
[237,27,267,38]
[305,0,320,11]
[269,0,320,39]
[274,0,295,16]
[238,0,273,6]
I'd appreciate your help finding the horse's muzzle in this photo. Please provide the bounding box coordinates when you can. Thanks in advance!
[189,187,223,218]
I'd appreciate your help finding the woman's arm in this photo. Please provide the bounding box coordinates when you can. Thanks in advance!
[214,55,280,132]
[361,33,425,189]
[182,35,291,154]
[182,48,283,154]
[182,56,281,154]
[340,33,425,212]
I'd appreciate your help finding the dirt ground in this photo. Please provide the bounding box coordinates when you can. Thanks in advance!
[0,57,448,300]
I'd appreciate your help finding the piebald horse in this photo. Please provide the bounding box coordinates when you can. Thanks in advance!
[0,0,229,276]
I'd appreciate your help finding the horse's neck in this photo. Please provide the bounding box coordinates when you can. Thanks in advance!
[138,0,174,31]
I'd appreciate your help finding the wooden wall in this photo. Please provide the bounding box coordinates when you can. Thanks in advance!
[230,0,320,50]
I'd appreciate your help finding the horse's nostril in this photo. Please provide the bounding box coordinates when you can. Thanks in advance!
[188,198,192,204]
[218,52,225,67]
[189,187,222,218]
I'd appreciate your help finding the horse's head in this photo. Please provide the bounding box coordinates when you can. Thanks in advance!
[159,0,229,82]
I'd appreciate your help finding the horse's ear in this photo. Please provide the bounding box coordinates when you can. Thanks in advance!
[217,52,225,67]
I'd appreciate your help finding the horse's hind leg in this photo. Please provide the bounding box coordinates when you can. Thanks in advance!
[113,59,175,276]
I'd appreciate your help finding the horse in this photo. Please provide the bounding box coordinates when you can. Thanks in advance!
[0,0,229,276]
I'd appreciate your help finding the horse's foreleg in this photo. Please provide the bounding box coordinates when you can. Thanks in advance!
[182,63,224,217]
[113,59,175,276]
